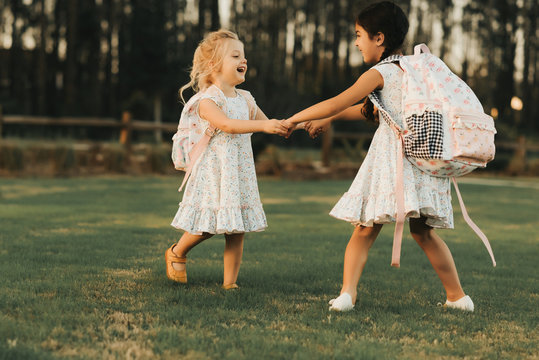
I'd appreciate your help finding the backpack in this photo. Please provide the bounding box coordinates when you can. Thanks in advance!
[172,84,257,192]
[368,44,496,267]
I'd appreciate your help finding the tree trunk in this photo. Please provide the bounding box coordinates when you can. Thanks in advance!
[461,58,468,83]
[209,0,220,31]
[65,0,78,115]
[198,0,206,35]
[50,0,63,115]
[279,0,287,79]
[87,0,101,116]
[154,94,162,142]
[37,0,47,114]
[104,0,115,115]
[9,0,24,113]
[495,0,517,124]
[118,0,130,115]
[332,0,341,81]
[521,0,536,132]
[439,1,453,61]
[292,9,302,86]
[311,0,321,90]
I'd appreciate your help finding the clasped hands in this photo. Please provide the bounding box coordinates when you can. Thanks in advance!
[268,118,331,139]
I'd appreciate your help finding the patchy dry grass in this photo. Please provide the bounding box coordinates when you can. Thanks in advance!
[0,176,537,359]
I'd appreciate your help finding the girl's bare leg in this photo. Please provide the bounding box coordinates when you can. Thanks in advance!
[223,233,245,286]
[340,224,383,303]
[409,217,465,301]
[172,232,214,271]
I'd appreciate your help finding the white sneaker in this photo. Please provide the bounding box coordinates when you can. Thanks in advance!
[328,298,335,305]
[445,295,474,312]
[329,293,354,312]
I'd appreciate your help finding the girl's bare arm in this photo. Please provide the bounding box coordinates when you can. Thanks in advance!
[286,69,383,125]
[255,104,305,131]
[333,104,367,121]
[199,99,288,135]
[304,103,376,138]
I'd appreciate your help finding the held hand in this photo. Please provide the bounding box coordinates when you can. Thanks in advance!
[282,119,298,138]
[304,119,331,138]
[264,119,289,136]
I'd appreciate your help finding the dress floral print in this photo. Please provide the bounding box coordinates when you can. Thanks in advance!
[330,63,454,229]
[171,91,267,235]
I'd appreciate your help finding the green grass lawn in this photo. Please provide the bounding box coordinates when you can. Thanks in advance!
[0,176,537,359]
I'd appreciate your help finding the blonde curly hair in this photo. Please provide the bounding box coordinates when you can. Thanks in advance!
[179,29,240,103]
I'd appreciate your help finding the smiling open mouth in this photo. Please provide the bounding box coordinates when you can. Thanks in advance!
[237,66,247,73]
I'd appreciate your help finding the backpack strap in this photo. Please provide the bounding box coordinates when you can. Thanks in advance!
[414,43,431,56]
[451,178,496,266]
[178,126,216,192]
[368,92,406,267]
[368,92,403,133]
[392,133,406,268]
[177,87,223,192]
[376,54,403,66]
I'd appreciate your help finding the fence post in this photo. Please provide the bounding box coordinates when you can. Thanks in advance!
[321,125,333,167]
[119,111,132,151]
[0,105,3,140]
[154,95,162,143]
[507,135,527,175]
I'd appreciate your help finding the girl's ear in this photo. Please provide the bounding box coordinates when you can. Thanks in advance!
[375,32,385,47]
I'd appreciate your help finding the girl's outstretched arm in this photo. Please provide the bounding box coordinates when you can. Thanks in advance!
[333,103,368,122]
[253,105,304,134]
[304,104,366,138]
[199,99,288,135]
[286,69,383,125]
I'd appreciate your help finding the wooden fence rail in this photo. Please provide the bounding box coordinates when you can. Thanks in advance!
[0,109,177,152]
[0,110,537,170]
[0,114,177,131]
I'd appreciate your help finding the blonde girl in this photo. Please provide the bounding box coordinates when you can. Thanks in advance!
[166,30,288,289]
[285,2,474,312]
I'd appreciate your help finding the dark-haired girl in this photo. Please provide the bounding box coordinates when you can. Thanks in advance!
[284,1,474,312]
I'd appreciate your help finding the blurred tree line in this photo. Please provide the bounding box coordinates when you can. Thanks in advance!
[0,0,537,144]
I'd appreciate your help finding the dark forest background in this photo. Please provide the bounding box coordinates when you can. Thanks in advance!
[0,0,537,146]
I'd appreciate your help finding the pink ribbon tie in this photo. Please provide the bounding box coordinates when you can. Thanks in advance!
[178,126,215,192]
[392,133,406,267]
[451,177,496,267]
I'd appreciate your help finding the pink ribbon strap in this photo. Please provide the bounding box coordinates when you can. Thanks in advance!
[392,133,406,267]
[178,126,215,192]
[451,177,496,267]
[374,103,406,267]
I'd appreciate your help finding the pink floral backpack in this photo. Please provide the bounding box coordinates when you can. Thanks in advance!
[172,85,257,191]
[368,44,497,267]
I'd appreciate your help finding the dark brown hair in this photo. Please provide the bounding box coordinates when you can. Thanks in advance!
[356,2,409,122]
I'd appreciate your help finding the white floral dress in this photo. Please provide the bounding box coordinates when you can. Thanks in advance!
[330,63,454,229]
[171,91,267,235]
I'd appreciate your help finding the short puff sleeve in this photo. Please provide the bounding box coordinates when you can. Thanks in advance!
[236,89,258,120]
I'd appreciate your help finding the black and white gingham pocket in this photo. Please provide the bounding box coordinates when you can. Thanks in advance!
[404,111,444,159]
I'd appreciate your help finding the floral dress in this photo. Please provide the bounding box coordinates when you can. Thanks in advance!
[171,90,267,235]
[329,63,454,229]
